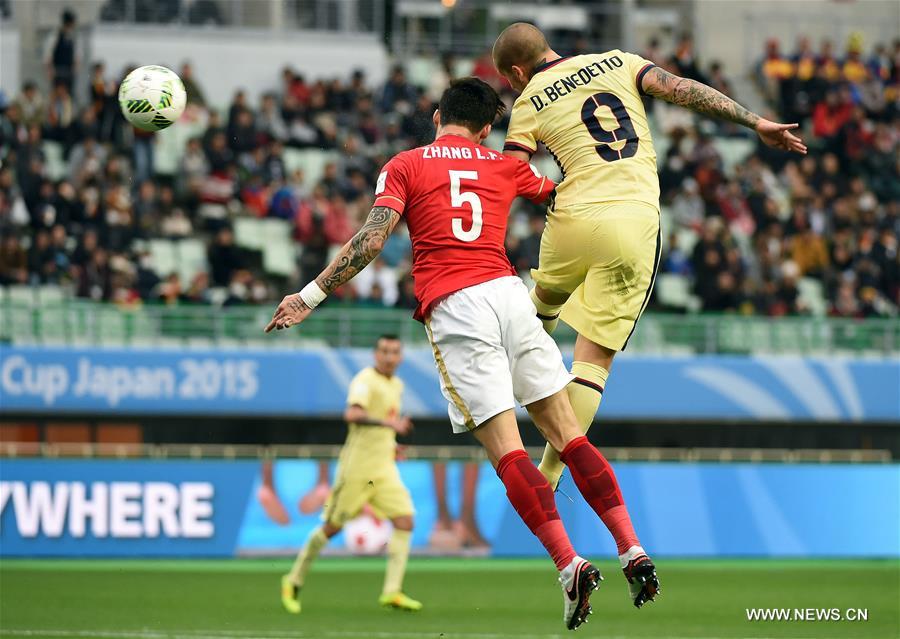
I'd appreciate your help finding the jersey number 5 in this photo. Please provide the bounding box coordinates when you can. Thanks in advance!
[449,170,482,242]
[580,92,639,162]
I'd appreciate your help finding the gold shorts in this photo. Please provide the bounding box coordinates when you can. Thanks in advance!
[322,466,414,526]
[531,201,661,351]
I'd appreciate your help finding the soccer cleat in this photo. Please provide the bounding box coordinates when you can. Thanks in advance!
[558,556,602,630]
[379,592,423,611]
[622,552,660,608]
[280,575,301,614]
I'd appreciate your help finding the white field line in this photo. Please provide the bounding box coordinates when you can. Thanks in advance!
[0,629,787,639]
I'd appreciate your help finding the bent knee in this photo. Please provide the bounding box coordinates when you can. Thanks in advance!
[535,284,571,306]
[391,515,414,531]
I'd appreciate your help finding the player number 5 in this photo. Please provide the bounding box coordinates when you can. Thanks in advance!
[449,170,482,242]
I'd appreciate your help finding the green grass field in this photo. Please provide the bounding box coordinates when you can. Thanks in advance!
[1,558,897,639]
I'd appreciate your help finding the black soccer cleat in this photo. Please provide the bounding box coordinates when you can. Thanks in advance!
[559,557,603,630]
[623,555,660,608]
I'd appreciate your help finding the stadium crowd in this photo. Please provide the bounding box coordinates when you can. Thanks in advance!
[0,30,897,318]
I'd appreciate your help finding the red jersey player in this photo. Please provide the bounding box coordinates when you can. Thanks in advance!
[267,78,650,630]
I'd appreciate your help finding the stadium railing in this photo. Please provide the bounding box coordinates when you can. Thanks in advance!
[0,441,891,464]
[1,296,897,354]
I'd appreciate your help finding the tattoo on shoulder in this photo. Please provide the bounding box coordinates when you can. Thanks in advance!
[317,206,400,294]
[644,67,760,129]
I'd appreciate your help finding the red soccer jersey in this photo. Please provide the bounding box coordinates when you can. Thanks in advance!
[373,134,555,321]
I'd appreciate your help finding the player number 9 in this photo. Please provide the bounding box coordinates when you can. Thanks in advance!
[581,91,639,162]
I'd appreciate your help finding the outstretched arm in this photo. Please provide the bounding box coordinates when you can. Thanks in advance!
[316,205,400,294]
[641,66,807,154]
[265,205,401,332]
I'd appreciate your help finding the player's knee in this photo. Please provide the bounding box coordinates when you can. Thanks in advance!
[323,522,343,537]
[574,334,617,370]
[391,515,414,531]
[535,285,569,307]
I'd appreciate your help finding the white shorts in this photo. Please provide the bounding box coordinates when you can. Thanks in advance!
[424,276,573,434]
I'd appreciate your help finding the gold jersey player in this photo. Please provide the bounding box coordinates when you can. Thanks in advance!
[281,334,422,613]
[493,23,806,607]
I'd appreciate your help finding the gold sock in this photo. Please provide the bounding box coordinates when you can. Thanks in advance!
[382,528,412,595]
[529,288,562,334]
[538,361,609,487]
[288,526,328,587]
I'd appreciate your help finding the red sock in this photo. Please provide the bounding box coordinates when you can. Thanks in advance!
[497,449,577,570]
[560,436,640,554]
[599,505,640,555]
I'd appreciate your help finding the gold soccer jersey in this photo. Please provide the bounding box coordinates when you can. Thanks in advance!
[505,51,662,351]
[339,367,403,475]
[504,51,660,212]
[324,367,413,525]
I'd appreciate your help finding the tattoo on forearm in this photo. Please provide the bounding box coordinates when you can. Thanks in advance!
[316,206,399,294]
[644,67,760,129]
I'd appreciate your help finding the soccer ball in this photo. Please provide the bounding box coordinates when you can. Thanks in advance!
[118,65,186,131]
[344,512,392,555]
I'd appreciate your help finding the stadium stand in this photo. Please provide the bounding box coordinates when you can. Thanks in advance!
[0,31,897,322]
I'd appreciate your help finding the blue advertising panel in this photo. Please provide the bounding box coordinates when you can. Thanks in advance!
[2,459,897,558]
[0,459,257,557]
[1,345,898,421]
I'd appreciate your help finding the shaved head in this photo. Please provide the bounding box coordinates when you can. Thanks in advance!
[492,22,550,75]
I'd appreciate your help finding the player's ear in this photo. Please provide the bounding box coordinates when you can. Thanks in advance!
[432,109,440,128]
[478,123,492,143]
[511,64,527,88]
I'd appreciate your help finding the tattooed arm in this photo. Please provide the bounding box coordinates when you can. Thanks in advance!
[641,66,760,128]
[641,66,807,154]
[264,206,401,332]
[315,205,401,295]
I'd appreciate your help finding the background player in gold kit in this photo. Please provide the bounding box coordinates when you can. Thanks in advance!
[281,335,421,613]
[493,22,806,607]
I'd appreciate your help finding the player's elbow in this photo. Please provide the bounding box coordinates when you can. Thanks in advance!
[344,406,364,424]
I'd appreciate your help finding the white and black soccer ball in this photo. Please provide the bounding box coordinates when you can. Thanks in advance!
[118,65,186,131]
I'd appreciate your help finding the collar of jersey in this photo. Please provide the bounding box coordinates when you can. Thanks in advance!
[372,366,394,379]
[534,56,571,74]
[435,133,475,145]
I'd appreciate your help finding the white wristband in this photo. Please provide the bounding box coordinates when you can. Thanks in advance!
[298,281,327,309]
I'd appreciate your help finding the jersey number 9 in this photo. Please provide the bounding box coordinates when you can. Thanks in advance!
[581,92,639,162]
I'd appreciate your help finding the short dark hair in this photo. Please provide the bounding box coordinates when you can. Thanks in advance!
[377,334,400,344]
[493,23,549,75]
[438,78,506,133]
